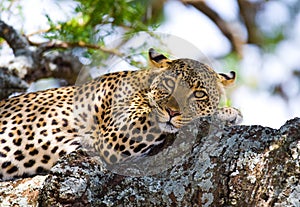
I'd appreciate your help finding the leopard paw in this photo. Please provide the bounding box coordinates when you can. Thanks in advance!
[214,107,243,125]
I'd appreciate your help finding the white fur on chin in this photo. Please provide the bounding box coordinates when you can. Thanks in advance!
[158,122,179,133]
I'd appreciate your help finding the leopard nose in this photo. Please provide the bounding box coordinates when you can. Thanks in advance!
[166,107,181,117]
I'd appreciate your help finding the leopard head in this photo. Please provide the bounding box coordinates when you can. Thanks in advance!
[147,48,235,133]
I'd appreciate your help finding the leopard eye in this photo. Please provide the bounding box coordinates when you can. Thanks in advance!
[164,78,175,89]
[193,90,207,100]
[159,78,175,94]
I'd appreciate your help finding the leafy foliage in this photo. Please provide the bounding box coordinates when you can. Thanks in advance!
[44,0,162,44]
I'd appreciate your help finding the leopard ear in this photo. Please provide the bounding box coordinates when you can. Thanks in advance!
[148,48,170,68]
[218,71,236,86]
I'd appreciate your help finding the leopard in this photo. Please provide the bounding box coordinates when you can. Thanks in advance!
[0,48,242,180]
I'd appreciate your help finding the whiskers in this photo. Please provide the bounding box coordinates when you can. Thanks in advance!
[178,116,193,124]
[155,107,167,119]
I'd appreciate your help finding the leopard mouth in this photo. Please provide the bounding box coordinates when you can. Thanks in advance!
[155,108,182,133]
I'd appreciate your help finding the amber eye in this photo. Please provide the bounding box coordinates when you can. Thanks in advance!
[164,78,175,89]
[193,90,207,99]
[160,78,175,94]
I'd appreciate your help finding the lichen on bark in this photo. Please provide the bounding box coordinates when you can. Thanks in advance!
[35,118,300,206]
[0,118,299,206]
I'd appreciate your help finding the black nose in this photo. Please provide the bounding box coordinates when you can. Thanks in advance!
[166,107,181,117]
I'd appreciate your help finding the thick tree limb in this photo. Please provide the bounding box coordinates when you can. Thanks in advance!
[0,19,36,80]
[0,67,28,99]
[0,20,31,56]
[0,20,84,98]
[1,118,299,206]
[0,20,127,100]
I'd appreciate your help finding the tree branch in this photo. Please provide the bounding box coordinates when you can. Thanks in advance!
[24,51,84,84]
[0,19,31,56]
[40,118,300,206]
[29,40,123,57]
[0,67,28,99]
[0,21,86,91]
[182,0,244,57]
[237,0,263,45]
[1,118,299,206]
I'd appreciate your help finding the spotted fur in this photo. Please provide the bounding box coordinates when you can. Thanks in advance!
[0,48,239,180]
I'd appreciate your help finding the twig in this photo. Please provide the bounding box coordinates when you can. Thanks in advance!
[28,39,123,56]
[26,28,53,37]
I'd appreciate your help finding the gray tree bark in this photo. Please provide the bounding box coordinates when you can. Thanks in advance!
[1,118,299,207]
[38,118,300,207]
[0,20,83,100]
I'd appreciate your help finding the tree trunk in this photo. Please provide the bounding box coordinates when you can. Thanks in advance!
[1,118,299,207]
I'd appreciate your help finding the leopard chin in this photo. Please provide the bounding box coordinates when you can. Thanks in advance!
[158,122,180,133]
